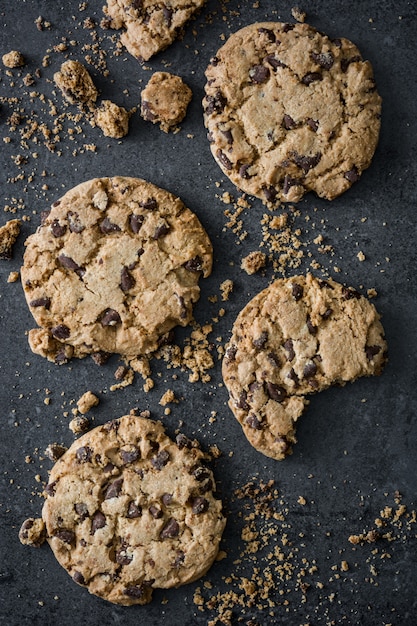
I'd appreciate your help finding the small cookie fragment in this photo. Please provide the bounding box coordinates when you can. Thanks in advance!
[19,517,46,547]
[2,50,25,68]
[104,0,207,62]
[203,22,381,204]
[21,176,213,363]
[241,251,267,275]
[69,415,90,435]
[44,443,68,462]
[0,219,21,260]
[222,273,387,460]
[76,391,99,414]
[291,6,307,22]
[141,72,192,133]
[53,60,98,106]
[28,413,226,605]
[94,100,129,138]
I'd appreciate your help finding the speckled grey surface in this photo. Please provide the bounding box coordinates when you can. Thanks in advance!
[0,1,416,624]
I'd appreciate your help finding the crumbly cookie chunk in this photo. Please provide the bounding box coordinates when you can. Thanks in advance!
[94,100,129,138]
[104,0,207,62]
[203,22,381,205]
[2,50,25,68]
[54,60,98,106]
[21,177,212,364]
[19,517,46,547]
[222,274,387,460]
[241,251,267,275]
[141,72,192,133]
[38,413,225,605]
[77,391,99,414]
[0,219,20,259]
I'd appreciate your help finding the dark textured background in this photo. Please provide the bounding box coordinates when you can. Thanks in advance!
[0,1,416,624]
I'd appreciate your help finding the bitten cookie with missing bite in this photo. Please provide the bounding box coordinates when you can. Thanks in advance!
[104,0,207,62]
[222,274,387,460]
[21,176,212,364]
[203,22,381,205]
[21,413,226,605]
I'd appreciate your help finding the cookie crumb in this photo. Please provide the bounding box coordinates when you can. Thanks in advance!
[44,443,67,462]
[159,389,178,406]
[291,6,307,22]
[69,415,90,435]
[94,100,129,138]
[141,72,192,133]
[7,271,20,283]
[220,279,233,301]
[76,391,99,414]
[241,250,266,275]
[54,60,98,106]
[0,219,21,260]
[18,517,46,547]
[2,50,25,68]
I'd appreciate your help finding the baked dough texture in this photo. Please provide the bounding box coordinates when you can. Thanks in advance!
[222,274,387,460]
[21,176,212,364]
[203,22,381,205]
[41,413,226,605]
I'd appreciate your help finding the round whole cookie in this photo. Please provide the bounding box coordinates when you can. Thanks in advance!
[21,177,212,364]
[41,413,226,605]
[222,274,387,460]
[203,22,381,205]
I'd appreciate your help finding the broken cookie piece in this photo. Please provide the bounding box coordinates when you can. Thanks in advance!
[0,219,20,260]
[19,517,46,547]
[141,72,192,133]
[94,100,130,138]
[54,60,98,106]
[2,50,25,68]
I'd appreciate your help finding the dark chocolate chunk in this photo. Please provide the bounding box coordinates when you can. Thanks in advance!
[100,218,121,234]
[162,5,173,26]
[221,128,233,144]
[127,502,142,518]
[236,390,250,410]
[152,221,170,240]
[51,219,67,238]
[365,345,381,361]
[123,584,145,599]
[287,367,299,386]
[283,175,302,195]
[160,518,179,539]
[344,165,360,183]
[265,382,287,402]
[322,308,333,320]
[310,51,334,70]
[292,151,322,172]
[54,529,75,544]
[120,266,135,292]
[301,72,323,85]
[120,446,140,464]
[161,493,173,506]
[149,505,163,519]
[90,511,106,534]
[176,433,192,450]
[29,297,51,309]
[67,211,84,233]
[140,197,158,211]
[72,571,86,585]
[129,213,145,233]
[341,55,361,73]
[76,446,92,463]
[100,308,121,326]
[191,497,209,514]
[204,91,227,115]
[74,502,89,521]
[183,256,203,272]
[303,361,317,378]
[246,414,262,430]
[265,54,286,69]
[51,324,70,340]
[306,315,317,335]
[151,449,170,470]
[91,350,111,365]
[306,118,319,132]
[216,149,233,170]
[283,114,296,129]
[58,253,85,277]
[291,282,303,301]
[262,185,277,203]
[44,480,57,497]
[268,352,280,367]
[283,339,295,361]
[239,163,252,179]
[253,331,268,349]
[104,478,123,499]
[249,64,270,84]
[342,286,361,300]
[192,466,211,482]
[258,27,276,42]
[225,344,237,361]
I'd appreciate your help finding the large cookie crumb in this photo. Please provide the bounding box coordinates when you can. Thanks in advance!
[53,60,98,106]
[0,219,21,260]
[141,72,192,133]
[94,100,130,138]
[2,50,25,68]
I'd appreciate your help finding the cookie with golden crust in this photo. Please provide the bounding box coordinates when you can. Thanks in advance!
[203,22,381,205]
[21,176,212,364]
[104,0,207,62]
[222,274,387,460]
[40,413,226,605]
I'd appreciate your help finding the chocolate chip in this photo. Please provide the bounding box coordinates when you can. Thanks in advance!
[123,585,145,599]
[282,23,295,32]
[341,55,361,73]
[258,27,276,42]
[51,219,67,237]
[183,256,203,272]
[265,55,286,70]
[140,197,158,211]
[91,351,111,365]
[104,478,123,499]
[173,551,185,568]
[44,443,67,462]
[72,571,85,585]
[204,91,227,115]
[306,118,319,132]
[275,435,290,452]
[91,511,106,534]
[74,503,89,520]
[76,446,92,463]
[365,345,381,361]
[67,211,84,233]
[129,213,144,233]
[246,414,262,430]
[306,315,317,335]
[176,433,192,450]
[44,480,57,497]
[51,324,70,340]
[283,339,295,361]
[54,529,75,544]
[303,361,317,378]
[149,505,163,519]
[116,543,133,565]
[221,128,234,144]
[161,493,173,506]
[249,64,270,83]
[141,100,155,121]
[40,209,51,225]
[55,349,70,366]
[292,151,322,172]
[342,286,361,300]
[287,368,299,386]
[151,449,170,470]
[127,502,142,518]
[262,185,277,203]
[283,175,302,195]
[225,344,237,361]
[29,297,51,309]
[302,72,323,85]
[236,390,249,410]
[100,218,121,234]
[58,253,85,277]
[152,221,170,239]
[160,518,179,539]
[283,114,296,129]
[100,308,121,326]
[253,331,268,349]
[216,149,233,170]
[322,308,333,320]
[192,466,211,482]
[310,51,334,70]
[191,497,209,514]
[120,446,140,464]
[265,382,287,402]
[267,352,280,367]
[291,282,303,301]
[239,163,252,179]
[120,266,135,292]
[344,165,360,183]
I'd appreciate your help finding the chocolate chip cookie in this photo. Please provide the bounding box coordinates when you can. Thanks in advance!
[222,274,387,460]
[104,0,207,62]
[203,22,381,205]
[21,176,212,364]
[38,413,226,605]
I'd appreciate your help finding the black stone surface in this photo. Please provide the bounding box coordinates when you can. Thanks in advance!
[0,1,416,625]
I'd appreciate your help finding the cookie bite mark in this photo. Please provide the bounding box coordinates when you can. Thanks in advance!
[222,273,387,460]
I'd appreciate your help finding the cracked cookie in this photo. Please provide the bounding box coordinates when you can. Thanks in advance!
[222,274,387,460]
[34,413,226,605]
[21,176,212,364]
[203,22,381,205]
[104,0,207,62]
